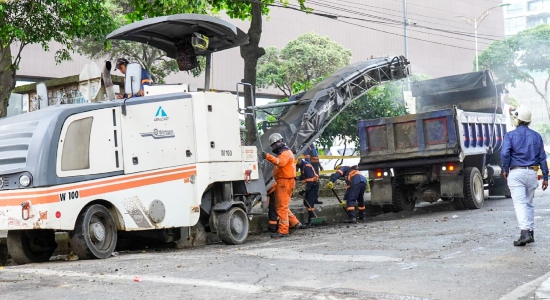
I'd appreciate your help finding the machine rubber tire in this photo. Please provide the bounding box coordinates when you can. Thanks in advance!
[7,230,57,265]
[69,204,117,259]
[463,167,485,209]
[392,186,415,212]
[217,207,249,245]
[504,194,512,199]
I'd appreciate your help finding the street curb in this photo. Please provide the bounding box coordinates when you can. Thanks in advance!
[536,277,550,299]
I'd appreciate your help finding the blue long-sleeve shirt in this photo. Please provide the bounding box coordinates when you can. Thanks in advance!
[329,166,366,187]
[501,125,548,181]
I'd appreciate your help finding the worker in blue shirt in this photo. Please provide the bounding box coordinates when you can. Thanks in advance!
[303,143,323,204]
[501,106,548,246]
[114,58,152,99]
[296,158,319,226]
[325,165,367,223]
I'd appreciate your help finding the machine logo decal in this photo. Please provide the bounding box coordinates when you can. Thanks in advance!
[140,128,175,139]
[154,106,169,121]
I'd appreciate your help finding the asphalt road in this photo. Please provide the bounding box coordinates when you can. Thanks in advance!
[2,190,550,300]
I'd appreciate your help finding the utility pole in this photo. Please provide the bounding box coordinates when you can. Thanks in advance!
[403,0,408,59]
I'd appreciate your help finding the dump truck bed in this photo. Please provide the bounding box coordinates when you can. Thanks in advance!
[358,107,508,169]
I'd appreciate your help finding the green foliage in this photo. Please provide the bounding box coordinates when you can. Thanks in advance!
[0,0,115,64]
[478,24,550,118]
[257,32,352,96]
[316,80,409,150]
[534,123,550,145]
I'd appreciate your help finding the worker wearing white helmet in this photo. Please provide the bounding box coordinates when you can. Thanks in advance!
[261,133,304,238]
[501,106,548,246]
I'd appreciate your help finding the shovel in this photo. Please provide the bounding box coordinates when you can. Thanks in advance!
[331,188,348,213]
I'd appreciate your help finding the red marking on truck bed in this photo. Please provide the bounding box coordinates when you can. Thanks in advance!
[0,167,196,207]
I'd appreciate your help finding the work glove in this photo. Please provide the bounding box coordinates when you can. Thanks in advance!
[261,152,267,159]
[298,190,305,196]
[325,181,334,190]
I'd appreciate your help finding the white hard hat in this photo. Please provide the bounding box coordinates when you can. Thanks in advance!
[268,133,283,145]
[514,106,532,122]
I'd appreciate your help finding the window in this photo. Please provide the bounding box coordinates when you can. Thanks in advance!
[505,17,525,32]
[507,2,523,14]
[61,117,93,171]
[527,15,548,28]
[528,0,542,11]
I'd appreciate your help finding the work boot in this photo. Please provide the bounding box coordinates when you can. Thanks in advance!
[529,230,535,243]
[289,223,307,233]
[315,200,324,205]
[270,232,288,239]
[358,216,366,221]
[513,230,534,246]
[344,216,357,223]
[267,224,278,234]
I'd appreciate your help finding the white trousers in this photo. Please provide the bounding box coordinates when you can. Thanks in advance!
[507,169,539,231]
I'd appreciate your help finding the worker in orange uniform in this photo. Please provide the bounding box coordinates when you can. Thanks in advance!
[261,133,304,238]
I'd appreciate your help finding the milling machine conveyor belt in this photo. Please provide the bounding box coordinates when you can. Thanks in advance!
[251,56,410,189]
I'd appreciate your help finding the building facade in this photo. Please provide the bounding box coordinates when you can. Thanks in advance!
[12,0,505,96]
[504,0,550,35]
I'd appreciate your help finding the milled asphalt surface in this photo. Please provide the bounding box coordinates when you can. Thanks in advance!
[2,189,550,299]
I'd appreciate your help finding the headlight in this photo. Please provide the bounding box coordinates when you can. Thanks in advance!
[19,175,31,187]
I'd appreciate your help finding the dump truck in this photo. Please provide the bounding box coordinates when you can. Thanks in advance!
[358,71,511,212]
[0,14,411,265]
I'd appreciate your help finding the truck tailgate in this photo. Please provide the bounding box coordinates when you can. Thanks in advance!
[358,108,459,165]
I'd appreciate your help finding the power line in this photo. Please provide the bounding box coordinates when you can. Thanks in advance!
[300,0,499,45]
[328,0,506,37]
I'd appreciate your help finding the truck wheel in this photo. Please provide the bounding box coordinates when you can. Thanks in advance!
[449,198,466,210]
[392,186,415,212]
[69,204,117,259]
[7,230,57,265]
[505,194,512,199]
[217,207,249,245]
[463,167,484,209]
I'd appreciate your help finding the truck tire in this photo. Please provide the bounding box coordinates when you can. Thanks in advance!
[449,198,466,210]
[463,167,485,209]
[7,230,57,265]
[217,206,249,245]
[392,186,415,212]
[69,204,117,259]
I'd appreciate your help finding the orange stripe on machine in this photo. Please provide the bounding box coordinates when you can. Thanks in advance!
[0,167,196,207]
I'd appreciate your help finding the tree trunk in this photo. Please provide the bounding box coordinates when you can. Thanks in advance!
[240,2,266,145]
[0,45,16,118]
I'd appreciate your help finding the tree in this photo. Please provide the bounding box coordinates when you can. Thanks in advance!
[74,0,203,83]
[127,0,308,145]
[534,123,550,145]
[0,0,115,117]
[257,32,352,97]
[478,24,550,119]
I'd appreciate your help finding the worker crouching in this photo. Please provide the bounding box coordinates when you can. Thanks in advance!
[326,165,367,223]
[262,133,305,238]
[296,158,320,226]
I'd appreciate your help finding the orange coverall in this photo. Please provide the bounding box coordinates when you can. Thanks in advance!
[266,149,300,234]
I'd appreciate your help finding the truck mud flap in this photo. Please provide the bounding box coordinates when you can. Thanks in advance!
[370,178,392,205]
[440,175,464,198]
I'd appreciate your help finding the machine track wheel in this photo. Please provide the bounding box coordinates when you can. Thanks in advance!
[7,230,57,265]
[463,167,485,209]
[217,207,249,245]
[391,186,415,212]
[69,204,117,259]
